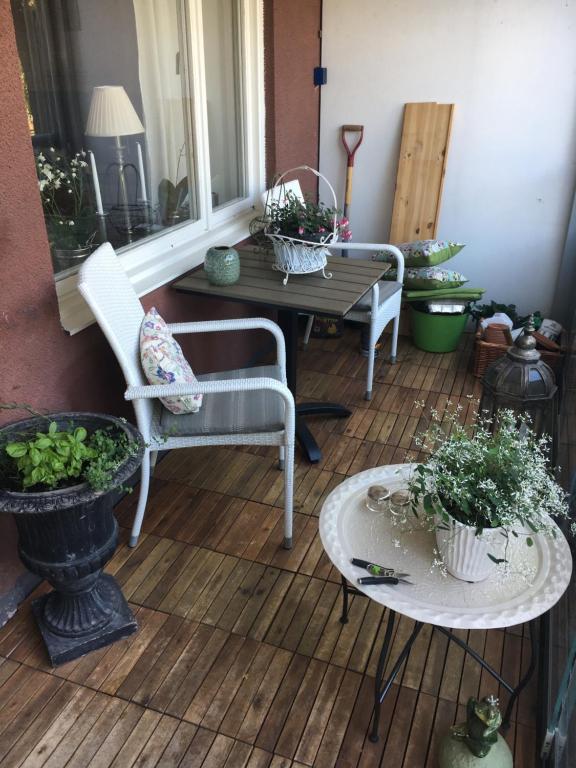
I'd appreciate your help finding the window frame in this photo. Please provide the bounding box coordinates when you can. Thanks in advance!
[56,0,265,335]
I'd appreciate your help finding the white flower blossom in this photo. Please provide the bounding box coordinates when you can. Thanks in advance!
[408,405,571,563]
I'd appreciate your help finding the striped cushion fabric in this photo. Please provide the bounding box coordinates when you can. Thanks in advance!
[159,365,285,437]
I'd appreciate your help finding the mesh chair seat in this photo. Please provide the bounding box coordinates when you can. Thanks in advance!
[159,365,285,437]
[350,280,402,312]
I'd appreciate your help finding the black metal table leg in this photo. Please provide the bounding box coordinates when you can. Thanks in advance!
[436,620,539,730]
[297,402,352,419]
[502,619,538,728]
[337,578,539,743]
[277,309,351,463]
[370,609,397,742]
[370,615,424,742]
[340,575,350,624]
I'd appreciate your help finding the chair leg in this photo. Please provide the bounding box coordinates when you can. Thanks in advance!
[278,445,285,470]
[390,313,400,364]
[129,450,151,547]
[365,326,376,401]
[150,450,158,470]
[283,440,295,549]
[303,314,314,347]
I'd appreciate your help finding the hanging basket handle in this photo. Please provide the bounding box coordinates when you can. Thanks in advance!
[271,165,338,210]
[269,165,339,237]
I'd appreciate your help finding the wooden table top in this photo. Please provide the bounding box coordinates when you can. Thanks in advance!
[172,247,390,317]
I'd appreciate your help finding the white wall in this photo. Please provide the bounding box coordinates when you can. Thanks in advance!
[319,0,576,315]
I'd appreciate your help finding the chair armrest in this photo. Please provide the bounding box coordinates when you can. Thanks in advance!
[166,317,286,380]
[326,242,405,285]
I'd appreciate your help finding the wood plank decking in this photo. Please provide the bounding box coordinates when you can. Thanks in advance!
[0,326,539,767]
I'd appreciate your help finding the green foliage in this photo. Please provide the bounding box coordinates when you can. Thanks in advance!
[470,300,542,329]
[158,176,189,226]
[265,191,351,242]
[4,420,136,493]
[409,406,571,543]
[83,427,135,492]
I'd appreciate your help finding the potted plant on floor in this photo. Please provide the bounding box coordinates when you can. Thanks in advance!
[408,406,572,582]
[0,406,144,665]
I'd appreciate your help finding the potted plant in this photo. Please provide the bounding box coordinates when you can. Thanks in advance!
[0,405,144,665]
[262,167,352,285]
[408,406,572,582]
[265,190,352,245]
[36,148,97,272]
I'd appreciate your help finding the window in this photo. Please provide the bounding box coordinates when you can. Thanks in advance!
[11,0,264,332]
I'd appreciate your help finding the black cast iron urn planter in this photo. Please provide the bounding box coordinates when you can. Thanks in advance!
[0,413,144,666]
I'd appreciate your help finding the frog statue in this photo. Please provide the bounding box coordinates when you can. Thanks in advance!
[438,696,513,768]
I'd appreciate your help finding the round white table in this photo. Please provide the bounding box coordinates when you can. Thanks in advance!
[319,464,572,742]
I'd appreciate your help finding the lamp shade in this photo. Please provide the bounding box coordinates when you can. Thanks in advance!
[85,86,144,137]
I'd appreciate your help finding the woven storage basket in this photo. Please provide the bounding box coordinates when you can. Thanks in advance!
[473,321,565,378]
[264,166,336,285]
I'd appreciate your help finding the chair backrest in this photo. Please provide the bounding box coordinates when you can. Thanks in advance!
[78,243,153,430]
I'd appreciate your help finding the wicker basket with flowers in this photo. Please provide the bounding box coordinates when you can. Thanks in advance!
[264,166,351,285]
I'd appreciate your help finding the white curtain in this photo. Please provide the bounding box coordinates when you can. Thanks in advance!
[132,0,189,208]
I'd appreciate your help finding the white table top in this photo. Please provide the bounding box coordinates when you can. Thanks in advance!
[319,464,572,630]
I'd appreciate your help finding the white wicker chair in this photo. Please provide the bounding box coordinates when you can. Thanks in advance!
[78,243,296,549]
[263,169,404,400]
[329,241,404,401]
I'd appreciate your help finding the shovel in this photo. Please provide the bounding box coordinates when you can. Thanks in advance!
[341,124,364,255]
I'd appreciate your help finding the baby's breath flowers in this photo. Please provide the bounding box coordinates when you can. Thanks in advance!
[408,405,573,563]
[36,148,95,251]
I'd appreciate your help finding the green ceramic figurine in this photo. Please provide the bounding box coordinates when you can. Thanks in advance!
[438,696,513,768]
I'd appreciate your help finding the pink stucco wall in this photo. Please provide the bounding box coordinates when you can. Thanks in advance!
[265,0,322,197]
[0,0,322,613]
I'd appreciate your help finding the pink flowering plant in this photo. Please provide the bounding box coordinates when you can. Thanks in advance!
[265,191,351,244]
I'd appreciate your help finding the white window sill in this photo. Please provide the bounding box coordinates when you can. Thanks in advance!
[55,209,256,335]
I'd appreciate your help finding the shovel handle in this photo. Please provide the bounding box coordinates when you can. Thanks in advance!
[341,125,364,167]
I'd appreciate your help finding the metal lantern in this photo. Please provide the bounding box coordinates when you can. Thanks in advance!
[479,318,558,453]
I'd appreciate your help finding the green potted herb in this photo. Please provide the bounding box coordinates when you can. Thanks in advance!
[408,406,572,582]
[0,406,144,665]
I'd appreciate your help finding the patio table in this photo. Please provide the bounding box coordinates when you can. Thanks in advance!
[172,246,390,462]
[319,464,573,742]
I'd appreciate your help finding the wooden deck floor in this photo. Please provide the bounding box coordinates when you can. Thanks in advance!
[0,326,539,767]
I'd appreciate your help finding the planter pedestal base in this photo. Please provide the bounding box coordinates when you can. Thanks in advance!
[32,574,137,666]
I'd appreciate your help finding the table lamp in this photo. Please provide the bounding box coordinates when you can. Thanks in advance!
[85,85,145,241]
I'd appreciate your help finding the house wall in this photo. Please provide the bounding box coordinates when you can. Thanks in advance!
[264,0,322,196]
[319,0,576,316]
[0,0,321,621]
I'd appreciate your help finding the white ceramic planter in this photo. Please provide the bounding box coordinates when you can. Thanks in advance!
[435,515,504,582]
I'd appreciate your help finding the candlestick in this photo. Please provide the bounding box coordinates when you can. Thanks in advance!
[136,142,148,203]
[89,151,104,216]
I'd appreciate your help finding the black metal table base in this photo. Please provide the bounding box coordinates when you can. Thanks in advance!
[296,403,351,463]
[339,576,538,743]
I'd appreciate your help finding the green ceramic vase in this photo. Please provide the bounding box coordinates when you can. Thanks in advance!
[204,246,240,286]
[438,733,513,768]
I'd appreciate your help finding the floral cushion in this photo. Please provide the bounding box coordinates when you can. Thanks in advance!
[383,266,468,290]
[140,308,202,415]
[376,239,464,268]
